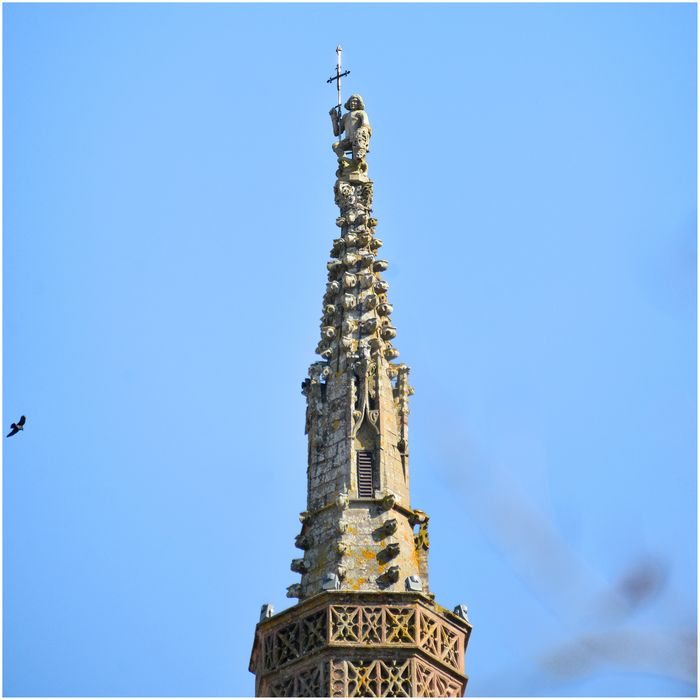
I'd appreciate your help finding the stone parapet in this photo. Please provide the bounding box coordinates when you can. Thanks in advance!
[250,591,471,697]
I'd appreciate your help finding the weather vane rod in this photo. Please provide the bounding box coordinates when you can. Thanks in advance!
[326,45,350,114]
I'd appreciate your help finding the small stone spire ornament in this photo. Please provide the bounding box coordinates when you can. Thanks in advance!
[249,52,472,697]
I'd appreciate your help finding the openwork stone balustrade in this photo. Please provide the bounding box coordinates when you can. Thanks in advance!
[250,591,471,697]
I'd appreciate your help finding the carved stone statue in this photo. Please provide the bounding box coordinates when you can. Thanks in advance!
[330,94,372,182]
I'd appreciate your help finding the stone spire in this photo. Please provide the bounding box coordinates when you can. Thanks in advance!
[295,92,424,599]
[249,88,471,698]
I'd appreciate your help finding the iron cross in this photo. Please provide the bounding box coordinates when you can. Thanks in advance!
[326,45,350,113]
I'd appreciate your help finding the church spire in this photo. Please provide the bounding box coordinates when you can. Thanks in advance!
[296,91,422,599]
[249,61,471,697]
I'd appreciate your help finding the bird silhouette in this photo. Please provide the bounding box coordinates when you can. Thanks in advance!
[7,415,26,438]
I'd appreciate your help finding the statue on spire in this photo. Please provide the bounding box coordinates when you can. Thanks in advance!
[329,94,372,182]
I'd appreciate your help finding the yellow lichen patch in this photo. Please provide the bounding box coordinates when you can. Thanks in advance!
[332,419,340,431]
[361,549,375,560]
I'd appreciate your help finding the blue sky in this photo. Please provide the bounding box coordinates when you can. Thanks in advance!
[3,2,696,696]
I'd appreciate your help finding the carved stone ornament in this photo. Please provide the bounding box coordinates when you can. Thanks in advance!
[374,280,389,294]
[286,583,302,599]
[363,294,378,309]
[358,254,374,268]
[359,273,374,289]
[322,572,341,590]
[381,492,397,511]
[295,533,313,550]
[453,604,470,622]
[326,280,340,296]
[382,518,398,536]
[360,318,378,335]
[260,603,275,621]
[343,273,357,289]
[378,565,400,585]
[291,558,310,574]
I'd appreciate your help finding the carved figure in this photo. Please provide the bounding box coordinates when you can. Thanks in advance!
[330,94,372,180]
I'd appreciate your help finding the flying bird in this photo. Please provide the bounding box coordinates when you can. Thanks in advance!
[7,415,26,438]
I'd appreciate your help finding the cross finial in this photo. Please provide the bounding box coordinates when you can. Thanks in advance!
[326,45,350,113]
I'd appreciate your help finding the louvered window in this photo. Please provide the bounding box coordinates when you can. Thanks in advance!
[357,451,374,498]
